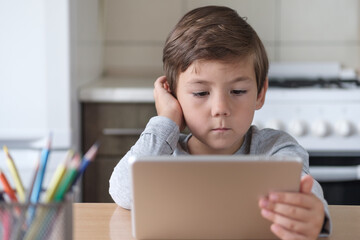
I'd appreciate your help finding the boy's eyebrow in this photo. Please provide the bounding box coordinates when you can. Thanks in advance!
[187,76,253,85]
[230,77,253,83]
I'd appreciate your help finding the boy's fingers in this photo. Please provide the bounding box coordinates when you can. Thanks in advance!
[270,223,308,240]
[261,209,308,234]
[154,76,173,100]
[300,175,314,194]
[260,199,309,221]
[155,75,166,83]
[154,76,167,90]
[268,192,313,209]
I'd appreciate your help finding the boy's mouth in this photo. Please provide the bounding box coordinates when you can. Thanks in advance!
[212,128,230,132]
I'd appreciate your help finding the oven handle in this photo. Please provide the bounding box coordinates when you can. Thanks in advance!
[309,165,360,182]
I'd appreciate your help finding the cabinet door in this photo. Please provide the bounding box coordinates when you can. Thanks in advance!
[82,102,157,202]
[83,156,119,202]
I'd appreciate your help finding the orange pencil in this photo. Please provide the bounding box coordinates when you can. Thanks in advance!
[0,168,18,202]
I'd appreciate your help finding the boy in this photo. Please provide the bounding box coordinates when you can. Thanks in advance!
[109,6,331,239]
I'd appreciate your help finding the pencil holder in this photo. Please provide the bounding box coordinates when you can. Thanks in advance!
[0,193,73,240]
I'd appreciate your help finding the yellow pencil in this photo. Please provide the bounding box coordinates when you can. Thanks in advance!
[44,150,73,203]
[3,146,25,202]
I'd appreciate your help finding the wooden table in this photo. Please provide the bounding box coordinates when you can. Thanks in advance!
[73,203,360,239]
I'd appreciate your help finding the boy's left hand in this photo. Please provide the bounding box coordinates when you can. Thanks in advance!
[259,175,325,240]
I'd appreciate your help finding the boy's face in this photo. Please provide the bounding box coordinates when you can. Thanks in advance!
[176,57,267,154]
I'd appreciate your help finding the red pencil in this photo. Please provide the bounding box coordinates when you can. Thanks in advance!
[0,169,18,202]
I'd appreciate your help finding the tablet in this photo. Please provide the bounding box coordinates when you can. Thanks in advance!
[129,155,302,239]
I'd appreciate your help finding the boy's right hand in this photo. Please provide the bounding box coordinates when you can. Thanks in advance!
[154,76,185,130]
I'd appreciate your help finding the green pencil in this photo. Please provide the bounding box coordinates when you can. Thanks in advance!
[53,154,81,202]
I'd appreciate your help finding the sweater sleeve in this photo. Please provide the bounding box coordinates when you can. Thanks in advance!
[109,116,180,209]
[252,128,332,236]
[271,140,331,236]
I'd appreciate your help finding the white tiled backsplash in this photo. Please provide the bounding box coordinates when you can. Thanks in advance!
[103,0,360,78]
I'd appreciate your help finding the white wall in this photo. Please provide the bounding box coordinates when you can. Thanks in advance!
[103,0,184,78]
[102,0,360,79]
[0,0,103,194]
[0,0,48,141]
[70,0,104,150]
[0,0,103,150]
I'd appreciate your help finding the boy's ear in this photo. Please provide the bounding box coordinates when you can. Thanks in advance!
[255,77,268,110]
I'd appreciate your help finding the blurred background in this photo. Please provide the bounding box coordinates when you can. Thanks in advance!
[102,0,360,77]
[0,0,359,204]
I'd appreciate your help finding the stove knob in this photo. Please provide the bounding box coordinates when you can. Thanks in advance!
[289,120,307,137]
[311,120,331,137]
[335,120,354,137]
[265,119,284,130]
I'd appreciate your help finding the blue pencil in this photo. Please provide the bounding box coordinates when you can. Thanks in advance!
[30,134,52,203]
[28,134,52,225]
[71,142,99,187]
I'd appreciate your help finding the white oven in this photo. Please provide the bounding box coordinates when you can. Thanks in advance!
[253,62,360,204]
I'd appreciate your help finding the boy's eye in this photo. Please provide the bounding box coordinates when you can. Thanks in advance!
[231,90,247,95]
[193,91,209,97]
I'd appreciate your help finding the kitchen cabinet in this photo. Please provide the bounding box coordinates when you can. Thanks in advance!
[81,102,157,202]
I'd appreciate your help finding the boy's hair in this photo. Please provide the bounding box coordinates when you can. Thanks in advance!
[163,5,269,95]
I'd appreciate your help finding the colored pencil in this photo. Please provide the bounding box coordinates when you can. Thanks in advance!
[1,134,101,239]
[53,154,81,202]
[1,206,11,240]
[3,145,25,202]
[26,156,40,203]
[15,156,40,239]
[72,142,99,186]
[27,135,52,226]
[44,150,73,203]
[0,168,18,202]
[30,134,52,204]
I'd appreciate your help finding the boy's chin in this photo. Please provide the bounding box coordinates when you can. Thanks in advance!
[203,142,242,155]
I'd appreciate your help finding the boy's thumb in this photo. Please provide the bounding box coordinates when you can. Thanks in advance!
[300,175,314,194]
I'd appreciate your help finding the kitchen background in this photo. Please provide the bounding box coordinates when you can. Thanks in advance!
[1,0,359,203]
[103,0,360,78]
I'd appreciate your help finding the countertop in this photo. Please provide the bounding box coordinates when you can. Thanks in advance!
[79,77,155,103]
[73,203,360,240]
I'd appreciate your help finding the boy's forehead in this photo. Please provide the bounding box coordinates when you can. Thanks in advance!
[187,56,255,75]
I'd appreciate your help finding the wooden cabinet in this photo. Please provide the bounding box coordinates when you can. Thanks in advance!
[81,102,157,202]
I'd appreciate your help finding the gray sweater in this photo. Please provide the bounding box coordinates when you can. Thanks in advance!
[109,116,331,235]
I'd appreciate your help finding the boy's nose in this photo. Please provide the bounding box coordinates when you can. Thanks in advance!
[211,94,231,117]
